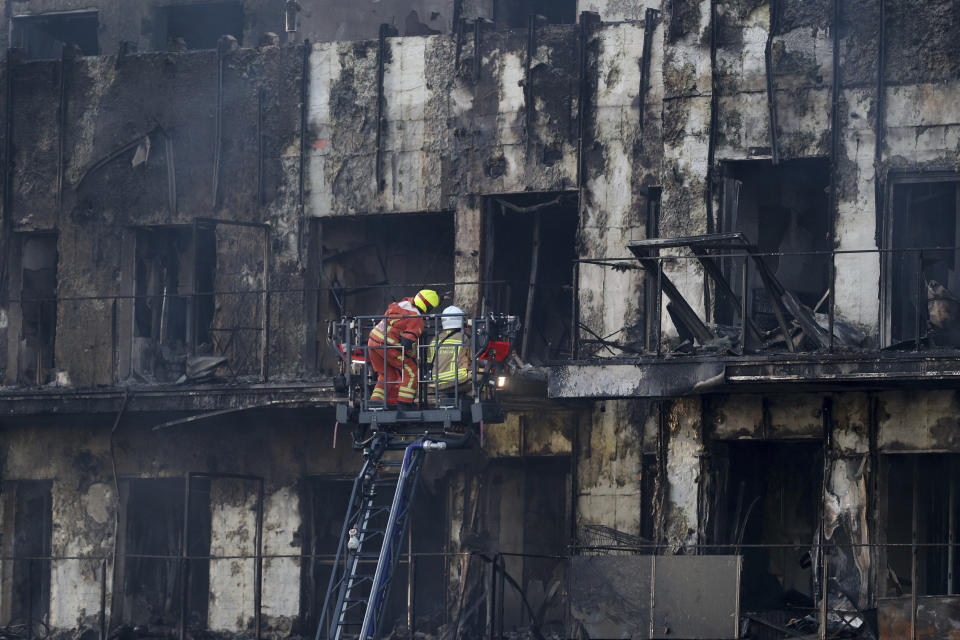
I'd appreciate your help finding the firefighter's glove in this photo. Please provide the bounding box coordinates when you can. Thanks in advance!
[401,337,415,351]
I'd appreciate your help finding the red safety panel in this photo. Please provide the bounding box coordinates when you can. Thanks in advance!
[478,341,511,362]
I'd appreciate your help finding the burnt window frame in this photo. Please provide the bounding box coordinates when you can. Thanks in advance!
[481,191,579,364]
[492,0,577,27]
[111,476,212,633]
[128,225,217,383]
[4,232,58,386]
[0,480,53,631]
[706,440,823,611]
[152,1,244,51]
[878,452,960,599]
[306,213,457,375]
[11,11,99,60]
[880,171,960,347]
[716,158,833,330]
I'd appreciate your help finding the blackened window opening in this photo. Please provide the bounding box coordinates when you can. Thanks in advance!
[493,0,576,27]
[300,475,448,636]
[888,179,960,346]
[18,234,58,386]
[486,192,578,364]
[8,481,52,630]
[154,2,243,51]
[12,12,99,60]
[484,457,569,635]
[718,159,831,332]
[133,227,215,382]
[883,454,960,597]
[312,213,455,374]
[118,478,211,631]
[710,441,822,613]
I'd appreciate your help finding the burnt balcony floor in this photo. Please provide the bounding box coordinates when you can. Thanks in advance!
[0,378,339,419]
[548,349,960,399]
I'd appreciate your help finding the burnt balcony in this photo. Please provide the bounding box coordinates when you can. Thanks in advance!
[550,235,960,399]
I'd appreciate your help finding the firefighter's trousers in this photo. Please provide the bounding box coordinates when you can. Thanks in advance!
[368,340,418,405]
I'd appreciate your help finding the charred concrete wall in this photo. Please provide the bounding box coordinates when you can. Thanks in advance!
[1,44,307,386]
[0,408,579,636]
[0,413,357,633]
[1,0,288,56]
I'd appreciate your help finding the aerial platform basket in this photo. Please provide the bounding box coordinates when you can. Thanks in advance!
[328,311,519,435]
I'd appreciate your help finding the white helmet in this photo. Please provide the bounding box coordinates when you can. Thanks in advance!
[441,305,465,330]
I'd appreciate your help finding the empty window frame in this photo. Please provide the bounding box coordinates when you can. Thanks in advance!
[709,441,822,613]
[299,475,448,636]
[308,214,455,374]
[132,227,215,382]
[6,233,58,385]
[493,0,576,27]
[883,175,960,346]
[153,2,244,51]
[11,12,99,60]
[718,159,831,331]
[483,193,578,363]
[0,481,53,630]
[881,454,960,598]
[114,478,212,632]
[485,457,570,635]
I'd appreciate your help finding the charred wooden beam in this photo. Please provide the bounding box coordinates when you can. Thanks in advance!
[164,132,177,216]
[764,0,780,165]
[524,14,540,150]
[828,0,841,352]
[576,11,600,189]
[375,24,397,192]
[56,46,75,213]
[299,39,310,207]
[455,17,465,71]
[638,8,659,132]
[705,0,719,321]
[257,88,265,206]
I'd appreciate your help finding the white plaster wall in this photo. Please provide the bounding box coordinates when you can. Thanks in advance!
[261,487,301,621]
[49,482,115,628]
[577,0,660,22]
[496,50,527,193]
[579,22,656,339]
[207,481,258,632]
[382,36,432,212]
[658,0,712,331]
[576,402,642,535]
[664,398,701,550]
[834,88,880,331]
[591,23,646,337]
[885,82,960,162]
[306,41,344,216]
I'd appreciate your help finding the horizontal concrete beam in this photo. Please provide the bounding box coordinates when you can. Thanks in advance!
[550,352,960,399]
[0,381,338,418]
[549,361,725,398]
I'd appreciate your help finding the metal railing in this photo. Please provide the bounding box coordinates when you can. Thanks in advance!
[572,246,960,360]
[6,535,959,640]
[1,281,517,388]
[328,312,518,412]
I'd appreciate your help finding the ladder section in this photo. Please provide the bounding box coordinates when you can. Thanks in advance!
[316,435,443,640]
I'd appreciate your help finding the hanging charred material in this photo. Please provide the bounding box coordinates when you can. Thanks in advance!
[764,0,780,165]
[638,8,660,133]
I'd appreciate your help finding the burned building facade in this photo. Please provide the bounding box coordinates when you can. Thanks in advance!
[1,0,959,638]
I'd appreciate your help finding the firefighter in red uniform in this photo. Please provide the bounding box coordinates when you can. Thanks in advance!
[367,289,440,406]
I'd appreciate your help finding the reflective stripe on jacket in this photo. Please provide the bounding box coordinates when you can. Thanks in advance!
[428,330,472,389]
[369,298,424,349]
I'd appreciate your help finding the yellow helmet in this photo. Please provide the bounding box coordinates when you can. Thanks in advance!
[413,289,439,313]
